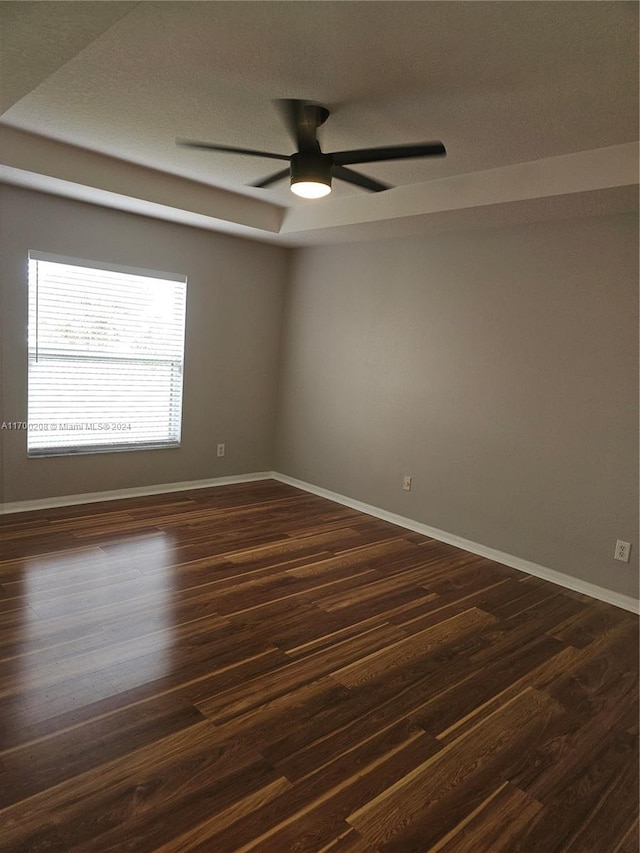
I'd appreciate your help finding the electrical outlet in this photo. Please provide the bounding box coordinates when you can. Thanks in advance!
[216,443,225,458]
[402,475,412,491]
[614,540,631,563]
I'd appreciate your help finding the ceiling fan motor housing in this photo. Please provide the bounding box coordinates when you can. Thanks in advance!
[290,151,333,190]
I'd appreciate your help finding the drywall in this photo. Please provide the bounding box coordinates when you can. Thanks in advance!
[2,184,637,602]
[0,185,288,503]
[276,213,639,599]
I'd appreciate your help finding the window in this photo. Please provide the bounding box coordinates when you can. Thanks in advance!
[27,252,187,457]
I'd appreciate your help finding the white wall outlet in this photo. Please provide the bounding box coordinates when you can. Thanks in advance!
[403,475,412,491]
[216,443,225,458]
[614,540,631,563]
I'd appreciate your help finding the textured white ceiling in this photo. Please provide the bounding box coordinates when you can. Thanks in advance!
[0,2,136,113]
[0,1,638,240]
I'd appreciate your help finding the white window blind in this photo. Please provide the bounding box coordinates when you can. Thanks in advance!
[27,252,187,457]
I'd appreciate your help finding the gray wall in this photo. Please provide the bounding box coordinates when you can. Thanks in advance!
[0,186,288,503]
[2,185,637,601]
[275,214,639,599]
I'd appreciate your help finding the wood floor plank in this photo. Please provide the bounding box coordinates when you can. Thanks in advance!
[0,479,637,852]
[559,745,640,853]
[429,781,543,852]
[317,828,373,852]
[615,819,639,853]
[331,607,496,688]
[195,622,407,723]
[508,727,638,852]
[347,687,565,850]
[435,642,582,745]
[1,720,279,853]
[0,695,208,809]
[195,721,441,853]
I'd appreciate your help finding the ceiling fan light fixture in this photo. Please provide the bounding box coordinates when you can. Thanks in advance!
[290,180,332,199]
[290,151,332,199]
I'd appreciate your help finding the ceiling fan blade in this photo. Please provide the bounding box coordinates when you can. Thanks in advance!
[250,168,291,188]
[273,99,328,153]
[332,141,446,166]
[176,139,289,161]
[333,165,391,192]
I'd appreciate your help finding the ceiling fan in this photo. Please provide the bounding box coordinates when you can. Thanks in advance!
[177,99,446,199]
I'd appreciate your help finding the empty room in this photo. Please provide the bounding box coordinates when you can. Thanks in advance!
[0,2,638,851]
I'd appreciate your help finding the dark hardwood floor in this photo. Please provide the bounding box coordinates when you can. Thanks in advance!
[0,479,637,852]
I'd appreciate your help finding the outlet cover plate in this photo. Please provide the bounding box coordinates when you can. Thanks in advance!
[614,540,631,563]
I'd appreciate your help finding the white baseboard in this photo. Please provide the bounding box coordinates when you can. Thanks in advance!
[272,472,640,615]
[0,472,273,515]
[2,469,637,615]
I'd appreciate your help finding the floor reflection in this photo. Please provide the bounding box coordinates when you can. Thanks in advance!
[2,530,179,734]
